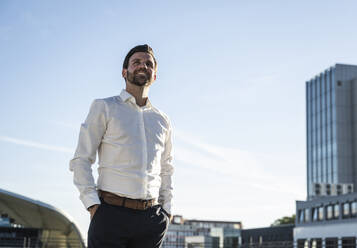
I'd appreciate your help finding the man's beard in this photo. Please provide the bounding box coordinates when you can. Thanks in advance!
[126,69,153,87]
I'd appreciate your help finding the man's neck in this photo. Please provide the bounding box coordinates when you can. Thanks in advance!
[125,83,150,107]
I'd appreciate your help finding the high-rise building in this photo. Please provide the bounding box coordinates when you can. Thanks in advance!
[294,64,357,245]
[306,64,357,199]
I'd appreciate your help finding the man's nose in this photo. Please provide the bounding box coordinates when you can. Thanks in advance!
[138,62,147,69]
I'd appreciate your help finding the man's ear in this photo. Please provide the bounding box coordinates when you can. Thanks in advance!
[154,72,157,81]
[122,68,127,79]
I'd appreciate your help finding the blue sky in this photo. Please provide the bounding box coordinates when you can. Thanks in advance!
[1,0,357,238]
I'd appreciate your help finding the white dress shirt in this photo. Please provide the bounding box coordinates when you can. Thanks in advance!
[69,90,174,214]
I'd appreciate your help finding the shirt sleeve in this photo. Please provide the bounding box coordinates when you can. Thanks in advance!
[69,99,107,209]
[158,122,174,214]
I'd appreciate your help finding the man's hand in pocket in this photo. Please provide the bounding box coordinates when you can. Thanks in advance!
[88,204,100,220]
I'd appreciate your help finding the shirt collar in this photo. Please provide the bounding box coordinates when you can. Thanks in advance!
[119,89,152,108]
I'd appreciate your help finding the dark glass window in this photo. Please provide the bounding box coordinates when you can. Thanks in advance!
[326,238,338,248]
[327,96,331,112]
[322,113,326,137]
[332,142,337,153]
[334,204,340,219]
[332,90,336,106]
[310,239,322,248]
[327,142,332,154]
[351,202,357,216]
[312,147,316,161]
[308,81,312,100]
[317,101,321,118]
[327,205,333,219]
[332,156,338,183]
[305,208,310,222]
[315,160,319,181]
[333,107,339,123]
[333,172,338,184]
[318,206,324,220]
[326,157,331,182]
[326,184,333,195]
[342,237,356,248]
[332,125,337,140]
[311,130,316,148]
[312,94,316,113]
[299,210,304,223]
[313,208,318,221]
[343,202,350,218]
[297,239,307,248]
[331,69,335,90]
[317,145,321,158]
[322,96,326,113]
[326,71,331,91]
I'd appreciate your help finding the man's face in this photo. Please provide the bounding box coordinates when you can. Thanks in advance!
[123,52,156,87]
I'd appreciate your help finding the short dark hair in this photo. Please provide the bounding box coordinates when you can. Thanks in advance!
[123,44,157,71]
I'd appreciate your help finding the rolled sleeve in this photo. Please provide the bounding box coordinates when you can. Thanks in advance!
[69,99,107,209]
[158,124,174,214]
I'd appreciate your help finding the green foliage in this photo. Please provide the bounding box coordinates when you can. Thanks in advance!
[271,214,296,226]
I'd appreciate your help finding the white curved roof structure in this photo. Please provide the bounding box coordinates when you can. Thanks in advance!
[0,188,85,247]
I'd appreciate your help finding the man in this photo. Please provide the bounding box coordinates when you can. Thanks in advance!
[69,44,174,248]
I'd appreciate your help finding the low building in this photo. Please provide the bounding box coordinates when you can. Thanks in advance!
[164,221,196,247]
[240,224,294,247]
[210,227,240,248]
[0,188,84,248]
[185,236,219,248]
[184,219,242,230]
[0,226,41,247]
[162,216,241,248]
[294,192,357,247]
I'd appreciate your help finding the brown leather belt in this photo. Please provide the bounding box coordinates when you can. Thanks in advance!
[98,190,155,210]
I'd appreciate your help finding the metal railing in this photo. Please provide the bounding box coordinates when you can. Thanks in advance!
[0,237,84,248]
[162,241,295,248]
[1,237,356,248]
[162,239,357,248]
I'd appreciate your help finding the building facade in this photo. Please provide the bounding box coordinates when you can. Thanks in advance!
[0,188,85,248]
[295,64,357,247]
[162,216,241,248]
[240,224,294,247]
[185,236,219,248]
[294,193,357,247]
[163,222,195,248]
[306,64,357,199]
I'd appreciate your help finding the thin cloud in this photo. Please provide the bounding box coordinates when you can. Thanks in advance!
[175,129,263,176]
[174,129,304,197]
[0,136,73,154]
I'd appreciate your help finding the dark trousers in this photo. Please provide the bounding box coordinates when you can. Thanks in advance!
[88,199,169,248]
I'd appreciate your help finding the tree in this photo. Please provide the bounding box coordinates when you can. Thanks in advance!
[271,214,295,226]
